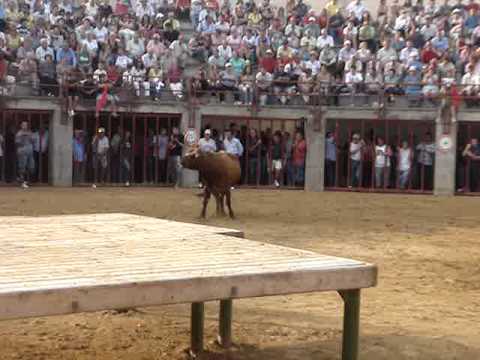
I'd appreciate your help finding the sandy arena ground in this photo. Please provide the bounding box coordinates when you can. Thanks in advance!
[0,188,479,360]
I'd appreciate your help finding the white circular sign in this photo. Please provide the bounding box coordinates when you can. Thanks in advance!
[438,135,453,152]
[184,128,197,146]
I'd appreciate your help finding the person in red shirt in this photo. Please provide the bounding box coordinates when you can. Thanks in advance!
[292,130,307,186]
[259,49,277,73]
[421,41,439,64]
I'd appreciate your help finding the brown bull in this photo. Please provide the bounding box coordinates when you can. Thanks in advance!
[181,146,241,219]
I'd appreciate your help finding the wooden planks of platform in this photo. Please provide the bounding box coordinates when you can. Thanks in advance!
[0,213,377,360]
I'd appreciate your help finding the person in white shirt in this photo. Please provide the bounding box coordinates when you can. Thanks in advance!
[316,28,334,50]
[92,127,110,187]
[196,129,217,189]
[374,137,392,188]
[218,41,233,62]
[399,41,419,63]
[346,0,367,22]
[338,40,356,69]
[345,67,363,93]
[376,39,398,68]
[223,129,244,158]
[398,140,413,189]
[115,48,133,71]
[94,21,109,45]
[35,38,54,63]
[198,129,217,153]
[349,133,365,188]
[256,67,273,105]
[461,63,479,107]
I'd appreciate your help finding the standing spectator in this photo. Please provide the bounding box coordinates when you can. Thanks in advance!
[462,137,480,191]
[32,124,49,183]
[292,130,306,186]
[247,128,261,184]
[92,127,110,187]
[269,132,283,187]
[167,127,183,188]
[198,129,217,152]
[121,130,133,187]
[223,128,244,158]
[325,131,337,187]
[374,137,392,188]
[416,133,436,190]
[349,133,365,188]
[72,129,85,184]
[153,128,169,183]
[15,121,35,188]
[398,140,413,189]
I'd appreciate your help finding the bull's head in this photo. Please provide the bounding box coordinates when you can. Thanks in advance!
[181,144,201,169]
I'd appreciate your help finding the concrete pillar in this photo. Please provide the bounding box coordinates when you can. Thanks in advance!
[305,112,325,192]
[434,120,457,196]
[180,110,200,187]
[49,109,73,186]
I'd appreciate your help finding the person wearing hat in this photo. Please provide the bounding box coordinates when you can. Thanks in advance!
[259,48,277,74]
[404,66,422,102]
[92,127,110,187]
[198,129,217,153]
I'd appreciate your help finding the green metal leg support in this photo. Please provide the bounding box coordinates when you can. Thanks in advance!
[218,299,233,348]
[339,289,361,360]
[190,302,205,357]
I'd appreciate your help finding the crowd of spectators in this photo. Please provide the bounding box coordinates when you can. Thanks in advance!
[198,123,307,187]
[1,0,480,110]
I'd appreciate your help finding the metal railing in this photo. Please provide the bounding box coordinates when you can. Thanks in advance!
[3,78,480,111]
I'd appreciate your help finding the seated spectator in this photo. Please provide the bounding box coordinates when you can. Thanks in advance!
[298,67,315,104]
[35,38,54,64]
[259,48,277,74]
[461,63,479,107]
[421,41,440,64]
[18,53,38,90]
[344,65,363,93]
[256,66,273,105]
[218,62,238,102]
[404,66,422,99]
[167,62,184,100]
[320,43,338,76]
[316,28,334,50]
[364,63,383,94]
[38,54,58,96]
[384,67,404,100]
[422,67,440,101]
[238,60,254,104]
[79,72,98,100]
[148,62,165,100]
[399,40,419,63]
[431,29,449,54]
[273,63,297,105]
[358,18,376,52]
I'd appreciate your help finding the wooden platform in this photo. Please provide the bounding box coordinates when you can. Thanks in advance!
[0,213,377,360]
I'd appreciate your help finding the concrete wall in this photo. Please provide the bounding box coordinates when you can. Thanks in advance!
[49,109,73,186]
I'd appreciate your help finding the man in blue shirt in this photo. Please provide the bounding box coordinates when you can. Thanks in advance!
[325,132,337,187]
[56,42,77,68]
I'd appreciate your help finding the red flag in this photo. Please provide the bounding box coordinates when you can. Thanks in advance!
[96,84,108,114]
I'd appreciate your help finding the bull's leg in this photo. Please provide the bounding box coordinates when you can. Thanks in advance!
[220,194,226,216]
[214,194,224,216]
[201,188,211,218]
[225,189,235,219]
